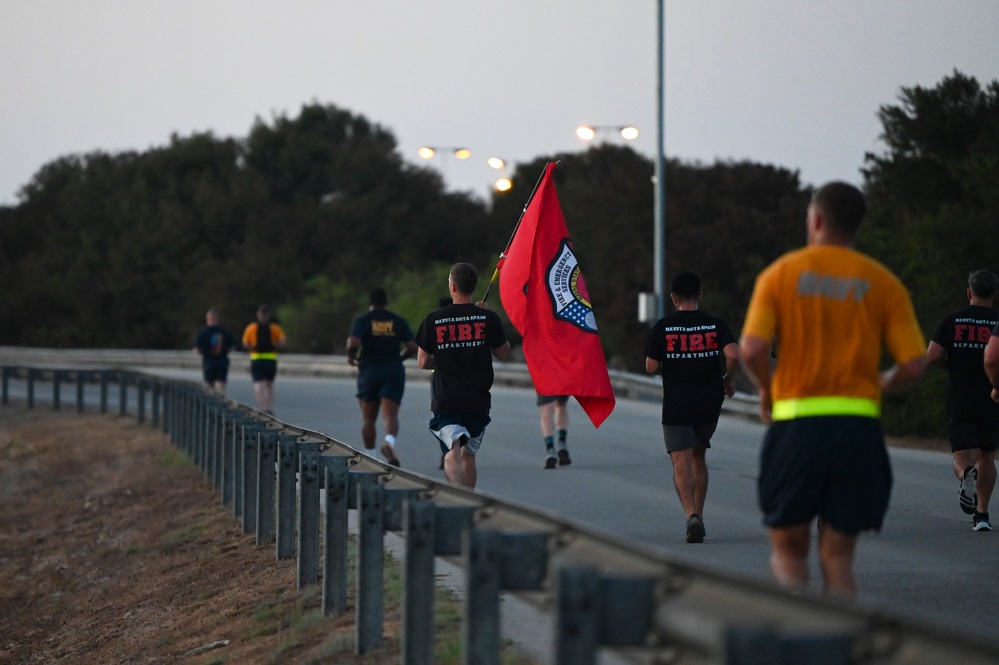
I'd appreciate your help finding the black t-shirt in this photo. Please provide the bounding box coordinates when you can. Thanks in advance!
[644,309,735,426]
[415,303,508,413]
[931,305,999,420]
[194,325,234,366]
[349,308,415,365]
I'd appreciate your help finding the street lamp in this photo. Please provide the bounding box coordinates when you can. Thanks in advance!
[575,125,640,142]
[417,147,512,192]
[418,146,472,161]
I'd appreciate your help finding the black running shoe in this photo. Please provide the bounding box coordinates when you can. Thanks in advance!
[686,514,705,543]
[557,449,572,466]
[544,455,557,469]
[973,512,992,532]
[959,466,978,515]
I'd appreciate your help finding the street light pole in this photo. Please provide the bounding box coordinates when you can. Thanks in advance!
[654,0,667,320]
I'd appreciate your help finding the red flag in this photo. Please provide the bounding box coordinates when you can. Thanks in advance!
[498,162,616,427]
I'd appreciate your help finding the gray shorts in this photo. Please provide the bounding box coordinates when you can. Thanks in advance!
[662,423,716,454]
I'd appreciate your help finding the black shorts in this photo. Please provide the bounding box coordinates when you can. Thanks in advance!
[948,412,999,453]
[202,360,229,384]
[536,394,569,406]
[250,359,277,382]
[662,423,716,453]
[758,416,892,535]
[355,363,405,404]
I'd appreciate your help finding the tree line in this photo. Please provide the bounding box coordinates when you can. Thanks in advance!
[2,71,996,437]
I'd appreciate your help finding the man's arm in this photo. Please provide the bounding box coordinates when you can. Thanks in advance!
[926,340,948,369]
[645,357,661,375]
[417,347,435,370]
[491,341,511,361]
[346,335,362,366]
[879,356,928,393]
[722,342,740,398]
[739,334,773,423]
[985,334,999,402]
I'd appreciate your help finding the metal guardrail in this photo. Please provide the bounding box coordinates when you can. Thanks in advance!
[0,346,761,417]
[3,364,997,664]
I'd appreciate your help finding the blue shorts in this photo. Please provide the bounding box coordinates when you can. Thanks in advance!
[356,362,405,404]
[758,416,892,535]
[536,394,569,406]
[429,412,491,456]
[250,359,277,382]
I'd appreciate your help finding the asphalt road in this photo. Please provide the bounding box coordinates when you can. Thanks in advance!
[8,368,998,640]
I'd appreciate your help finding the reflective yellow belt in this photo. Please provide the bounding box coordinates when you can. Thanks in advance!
[250,352,278,360]
[771,396,880,421]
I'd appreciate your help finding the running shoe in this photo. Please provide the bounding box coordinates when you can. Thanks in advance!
[557,449,572,466]
[973,512,991,532]
[544,455,557,469]
[686,514,705,543]
[959,466,978,515]
[380,443,400,467]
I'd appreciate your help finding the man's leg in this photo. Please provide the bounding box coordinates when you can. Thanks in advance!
[691,448,708,517]
[953,449,976,480]
[817,524,859,597]
[253,381,266,411]
[555,400,571,465]
[977,450,996,513]
[379,398,401,465]
[669,449,697,516]
[540,402,557,468]
[955,449,978,514]
[259,381,275,413]
[358,399,379,450]
[459,445,477,489]
[768,524,811,590]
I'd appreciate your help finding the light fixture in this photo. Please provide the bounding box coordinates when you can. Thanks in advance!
[575,125,639,141]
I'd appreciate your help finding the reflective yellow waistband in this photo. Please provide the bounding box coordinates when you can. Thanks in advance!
[250,352,278,360]
[772,396,880,421]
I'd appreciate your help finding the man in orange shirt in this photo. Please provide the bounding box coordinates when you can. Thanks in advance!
[242,305,286,415]
[740,182,926,597]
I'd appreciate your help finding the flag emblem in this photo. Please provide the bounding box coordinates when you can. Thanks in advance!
[546,239,598,333]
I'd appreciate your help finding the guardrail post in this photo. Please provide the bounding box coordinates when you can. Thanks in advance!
[1,366,9,405]
[137,379,147,424]
[118,372,129,417]
[464,528,501,665]
[53,369,62,410]
[240,425,262,532]
[212,405,225,491]
[256,431,277,546]
[323,456,349,617]
[75,371,86,413]
[433,505,475,556]
[556,566,600,665]
[402,498,436,665]
[276,436,298,560]
[597,575,654,648]
[356,481,384,654]
[27,368,36,409]
[347,470,382,510]
[151,382,161,428]
[383,488,422,532]
[221,411,237,506]
[99,371,109,414]
[297,449,321,590]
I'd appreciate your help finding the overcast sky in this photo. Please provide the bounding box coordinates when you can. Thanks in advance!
[2,1,997,206]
